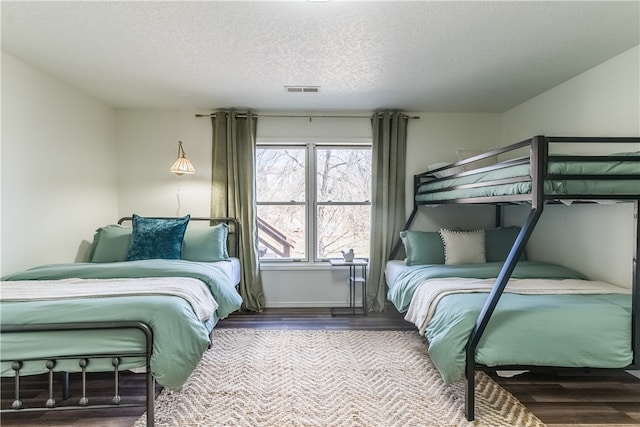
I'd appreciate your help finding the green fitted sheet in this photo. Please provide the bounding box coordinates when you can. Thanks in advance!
[416,154,640,202]
[387,261,632,384]
[1,259,243,390]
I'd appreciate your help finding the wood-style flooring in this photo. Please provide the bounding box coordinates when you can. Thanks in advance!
[2,308,639,426]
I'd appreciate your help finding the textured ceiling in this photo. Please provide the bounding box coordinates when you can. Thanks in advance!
[2,1,639,112]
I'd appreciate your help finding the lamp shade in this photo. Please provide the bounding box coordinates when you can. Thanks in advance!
[170,141,196,175]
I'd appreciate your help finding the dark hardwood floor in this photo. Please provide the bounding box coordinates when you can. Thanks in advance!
[2,308,638,426]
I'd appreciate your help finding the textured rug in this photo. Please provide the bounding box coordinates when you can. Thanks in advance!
[134,329,545,427]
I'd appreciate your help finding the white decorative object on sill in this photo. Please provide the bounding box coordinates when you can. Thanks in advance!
[341,249,355,262]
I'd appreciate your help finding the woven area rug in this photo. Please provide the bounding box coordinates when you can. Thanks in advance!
[134,329,545,427]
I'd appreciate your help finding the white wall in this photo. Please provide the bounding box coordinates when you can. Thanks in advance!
[500,45,640,287]
[404,113,502,232]
[1,52,118,275]
[501,46,639,142]
[115,110,213,218]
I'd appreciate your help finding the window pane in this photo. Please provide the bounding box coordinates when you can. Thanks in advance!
[317,205,370,259]
[257,205,305,259]
[316,148,371,202]
[256,148,305,202]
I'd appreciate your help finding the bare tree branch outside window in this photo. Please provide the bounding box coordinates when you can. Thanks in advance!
[256,144,371,261]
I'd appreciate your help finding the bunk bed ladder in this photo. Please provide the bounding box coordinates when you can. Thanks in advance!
[464,135,549,421]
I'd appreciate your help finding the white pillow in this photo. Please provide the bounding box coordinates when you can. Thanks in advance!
[439,229,486,265]
[427,162,456,178]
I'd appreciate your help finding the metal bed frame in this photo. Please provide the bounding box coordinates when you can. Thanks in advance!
[1,322,155,426]
[391,135,640,421]
[1,216,241,426]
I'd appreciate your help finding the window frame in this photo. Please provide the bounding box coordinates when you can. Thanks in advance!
[256,138,372,263]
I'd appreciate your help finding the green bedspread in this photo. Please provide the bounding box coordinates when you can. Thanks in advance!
[387,261,632,384]
[1,259,243,390]
[416,153,640,202]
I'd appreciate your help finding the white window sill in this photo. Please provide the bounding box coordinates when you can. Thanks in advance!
[259,261,332,271]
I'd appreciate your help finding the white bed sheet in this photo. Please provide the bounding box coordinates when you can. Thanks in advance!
[385,260,408,287]
[220,257,241,286]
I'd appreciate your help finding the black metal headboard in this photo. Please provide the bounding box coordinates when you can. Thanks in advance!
[117,216,240,258]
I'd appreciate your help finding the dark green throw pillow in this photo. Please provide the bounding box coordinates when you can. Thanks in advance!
[125,214,190,261]
[485,227,527,262]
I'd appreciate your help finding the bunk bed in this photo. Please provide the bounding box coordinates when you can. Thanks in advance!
[387,135,640,421]
[1,216,244,426]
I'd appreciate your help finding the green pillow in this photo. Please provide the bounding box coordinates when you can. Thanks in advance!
[182,223,230,262]
[485,227,527,262]
[399,227,526,265]
[399,230,445,265]
[126,215,190,261]
[90,224,132,263]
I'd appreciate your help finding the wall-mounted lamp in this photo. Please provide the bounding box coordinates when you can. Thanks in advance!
[169,141,196,175]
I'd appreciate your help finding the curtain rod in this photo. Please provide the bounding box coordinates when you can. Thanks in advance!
[195,113,420,119]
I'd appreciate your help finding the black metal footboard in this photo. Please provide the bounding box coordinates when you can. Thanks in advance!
[1,321,155,427]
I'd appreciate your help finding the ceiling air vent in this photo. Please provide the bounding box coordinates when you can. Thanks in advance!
[285,86,320,93]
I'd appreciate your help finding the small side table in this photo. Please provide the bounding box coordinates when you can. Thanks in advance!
[330,258,368,316]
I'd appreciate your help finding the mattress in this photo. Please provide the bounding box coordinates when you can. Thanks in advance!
[416,153,640,202]
[224,257,241,286]
[386,260,632,384]
[384,260,408,287]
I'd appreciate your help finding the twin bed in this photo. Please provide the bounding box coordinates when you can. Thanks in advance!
[1,216,243,426]
[387,135,640,421]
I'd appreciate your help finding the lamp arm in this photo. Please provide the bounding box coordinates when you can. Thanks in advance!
[177,141,186,158]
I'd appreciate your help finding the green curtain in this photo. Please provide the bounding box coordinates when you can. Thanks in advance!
[368,112,407,311]
[211,111,265,312]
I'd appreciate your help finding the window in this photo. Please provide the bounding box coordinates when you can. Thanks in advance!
[256,142,372,262]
